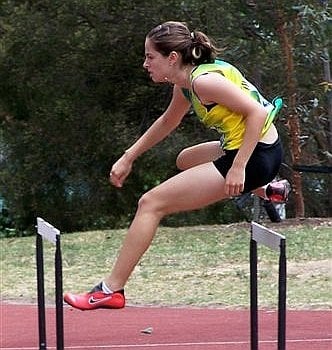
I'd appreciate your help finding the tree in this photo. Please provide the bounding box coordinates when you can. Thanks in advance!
[224,0,331,217]
[272,1,330,217]
[0,0,330,233]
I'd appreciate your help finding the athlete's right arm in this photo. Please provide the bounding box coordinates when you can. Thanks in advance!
[110,85,191,188]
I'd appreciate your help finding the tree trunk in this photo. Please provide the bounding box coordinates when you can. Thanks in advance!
[275,7,305,217]
[321,49,332,216]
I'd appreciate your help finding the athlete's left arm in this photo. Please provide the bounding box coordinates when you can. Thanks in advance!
[193,72,267,197]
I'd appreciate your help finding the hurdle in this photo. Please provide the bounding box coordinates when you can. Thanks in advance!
[36,217,64,350]
[250,221,286,350]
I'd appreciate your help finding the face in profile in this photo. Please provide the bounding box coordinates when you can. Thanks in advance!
[143,38,172,83]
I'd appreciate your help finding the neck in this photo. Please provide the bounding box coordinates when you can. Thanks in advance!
[169,64,195,88]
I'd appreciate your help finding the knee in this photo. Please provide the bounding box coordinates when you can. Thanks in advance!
[176,149,188,171]
[137,190,165,217]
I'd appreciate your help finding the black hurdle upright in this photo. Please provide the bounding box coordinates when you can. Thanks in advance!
[250,221,287,350]
[36,231,47,350]
[36,217,64,350]
[55,232,64,350]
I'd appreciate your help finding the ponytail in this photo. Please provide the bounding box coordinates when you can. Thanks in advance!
[187,30,219,65]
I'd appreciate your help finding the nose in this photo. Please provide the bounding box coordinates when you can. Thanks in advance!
[143,59,148,69]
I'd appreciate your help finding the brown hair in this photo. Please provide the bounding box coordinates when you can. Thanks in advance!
[147,21,220,65]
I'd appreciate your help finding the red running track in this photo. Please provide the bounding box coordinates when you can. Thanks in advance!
[1,303,331,350]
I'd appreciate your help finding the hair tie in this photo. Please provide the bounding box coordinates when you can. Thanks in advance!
[192,46,202,60]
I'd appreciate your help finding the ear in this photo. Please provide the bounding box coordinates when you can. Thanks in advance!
[168,51,179,65]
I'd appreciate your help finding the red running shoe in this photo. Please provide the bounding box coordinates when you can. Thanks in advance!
[64,288,125,311]
[267,179,291,203]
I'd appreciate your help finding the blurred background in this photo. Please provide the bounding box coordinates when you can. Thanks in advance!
[0,0,331,235]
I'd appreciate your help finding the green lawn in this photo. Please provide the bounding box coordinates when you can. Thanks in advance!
[1,219,331,309]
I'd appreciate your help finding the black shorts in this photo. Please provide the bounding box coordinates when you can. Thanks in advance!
[213,139,283,193]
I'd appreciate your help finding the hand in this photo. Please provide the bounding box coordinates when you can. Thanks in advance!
[109,153,133,188]
[224,165,245,197]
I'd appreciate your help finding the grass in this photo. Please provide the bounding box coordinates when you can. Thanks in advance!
[1,219,331,309]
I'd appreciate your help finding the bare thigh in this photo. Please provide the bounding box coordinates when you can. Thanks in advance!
[176,141,223,170]
[140,162,229,217]
[176,141,270,198]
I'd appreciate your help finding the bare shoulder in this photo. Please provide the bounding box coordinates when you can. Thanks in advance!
[192,72,263,115]
[193,72,233,92]
[192,72,234,104]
